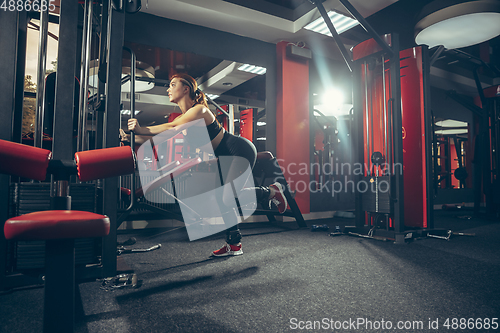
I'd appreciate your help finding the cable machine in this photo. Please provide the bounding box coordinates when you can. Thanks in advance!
[0,0,131,290]
[311,0,435,243]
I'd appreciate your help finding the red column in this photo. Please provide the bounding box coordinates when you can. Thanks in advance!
[276,41,310,214]
[240,108,254,142]
[400,47,428,228]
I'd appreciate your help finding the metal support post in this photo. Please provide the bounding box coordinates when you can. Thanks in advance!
[352,65,365,230]
[13,12,28,144]
[34,9,49,148]
[78,0,94,152]
[0,9,19,291]
[101,1,126,277]
[389,34,405,240]
[95,0,110,150]
[52,0,79,160]
[422,46,434,229]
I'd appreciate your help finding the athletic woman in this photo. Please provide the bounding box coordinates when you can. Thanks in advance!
[120,73,287,257]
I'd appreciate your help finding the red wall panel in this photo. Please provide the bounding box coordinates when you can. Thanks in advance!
[400,47,428,228]
[276,41,310,214]
[240,108,254,142]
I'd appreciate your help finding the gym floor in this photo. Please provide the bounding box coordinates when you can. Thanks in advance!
[1,210,499,332]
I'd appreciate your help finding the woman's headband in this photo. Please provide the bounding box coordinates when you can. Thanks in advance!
[179,78,196,93]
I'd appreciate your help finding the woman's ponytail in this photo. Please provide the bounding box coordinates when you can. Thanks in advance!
[194,88,209,108]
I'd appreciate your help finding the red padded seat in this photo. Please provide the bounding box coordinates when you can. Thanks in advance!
[257,151,274,160]
[4,210,110,241]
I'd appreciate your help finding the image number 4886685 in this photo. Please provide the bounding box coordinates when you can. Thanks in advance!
[1,0,56,12]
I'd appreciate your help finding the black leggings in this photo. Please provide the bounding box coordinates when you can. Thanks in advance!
[214,132,270,244]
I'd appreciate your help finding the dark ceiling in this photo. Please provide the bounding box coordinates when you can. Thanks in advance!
[223,0,316,21]
[263,0,308,10]
[126,0,500,103]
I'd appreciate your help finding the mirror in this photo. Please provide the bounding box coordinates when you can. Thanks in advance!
[120,42,267,154]
[434,118,471,189]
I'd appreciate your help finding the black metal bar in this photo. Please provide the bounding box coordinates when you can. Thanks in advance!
[120,75,163,88]
[206,94,230,118]
[95,0,109,150]
[310,0,353,72]
[13,11,28,145]
[364,61,370,174]
[34,9,49,148]
[422,46,434,229]
[389,34,404,237]
[452,48,500,77]
[256,109,266,120]
[429,45,445,67]
[352,62,364,230]
[121,73,131,85]
[122,46,136,212]
[473,68,488,114]
[82,0,94,151]
[445,90,484,118]
[474,68,493,215]
[44,239,75,333]
[101,1,126,278]
[52,0,79,160]
[338,0,394,57]
[0,9,19,291]
[78,0,89,152]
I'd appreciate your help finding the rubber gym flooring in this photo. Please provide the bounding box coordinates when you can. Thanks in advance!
[1,210,499,332]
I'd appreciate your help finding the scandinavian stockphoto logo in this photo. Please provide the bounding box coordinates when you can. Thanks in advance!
[272,158,402,196]
[136,118,257,241]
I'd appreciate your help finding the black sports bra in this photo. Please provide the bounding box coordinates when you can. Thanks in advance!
[185,120,223,147]
[205,120,223,141]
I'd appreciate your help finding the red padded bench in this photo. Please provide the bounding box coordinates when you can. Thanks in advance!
[0,139,135,333]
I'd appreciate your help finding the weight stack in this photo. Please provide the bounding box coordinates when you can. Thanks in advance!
[8,182,100,270]
[360,175,391,214]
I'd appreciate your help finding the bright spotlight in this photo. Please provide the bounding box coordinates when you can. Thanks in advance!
[322,88,343,106]
[322,88,343,110]
[315,88,350,117]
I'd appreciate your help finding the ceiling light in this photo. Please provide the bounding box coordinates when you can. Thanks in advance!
[435,128,468,135]
[304,11,359,36]
[256,137,266,141]
[120,110,142,116]
[238,64,267,75]
[205,94,219,100]
[415,0,500,49]
[257,121,266,126]
[435,119,468,127]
